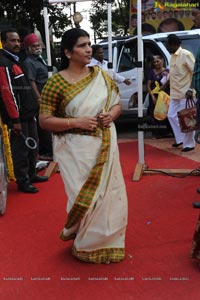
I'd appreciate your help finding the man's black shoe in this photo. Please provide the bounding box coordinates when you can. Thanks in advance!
[30,175,48,183]
[197,188,200,194]
[18,184,39,193]
[181,147,195,152]
[172,142,183,148]
[192,202,200,208]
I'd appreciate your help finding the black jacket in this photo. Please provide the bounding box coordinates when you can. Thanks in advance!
[0,49,39,126]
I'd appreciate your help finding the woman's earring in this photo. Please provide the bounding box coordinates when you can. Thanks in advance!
[67,56,71,59]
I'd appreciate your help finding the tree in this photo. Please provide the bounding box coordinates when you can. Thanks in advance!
[89,0,130,41]
[0,0,130,44]
[0,0,73,41]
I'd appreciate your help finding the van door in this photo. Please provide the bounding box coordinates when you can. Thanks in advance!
[117,37,170,115]
[116,39,138,113]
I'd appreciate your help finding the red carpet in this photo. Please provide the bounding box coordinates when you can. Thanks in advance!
[0,141,200,300]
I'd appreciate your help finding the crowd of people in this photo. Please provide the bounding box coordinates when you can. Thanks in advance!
[0,7,200,265]
[0,29,48,194]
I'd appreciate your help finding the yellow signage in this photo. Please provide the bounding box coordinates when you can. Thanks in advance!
[130,0,199,35]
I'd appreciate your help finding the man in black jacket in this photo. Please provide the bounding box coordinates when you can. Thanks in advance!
[0,28,48,193]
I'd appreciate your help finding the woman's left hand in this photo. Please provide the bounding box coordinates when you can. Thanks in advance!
[98,112,113,128]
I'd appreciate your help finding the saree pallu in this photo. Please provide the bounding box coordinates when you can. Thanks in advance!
[41,67,128,263]
[191,214,200,260]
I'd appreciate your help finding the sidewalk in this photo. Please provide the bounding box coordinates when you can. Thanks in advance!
[118,135,200,164]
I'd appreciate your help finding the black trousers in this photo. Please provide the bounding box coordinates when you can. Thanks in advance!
[37,119,53,156]
[10,117,39,186]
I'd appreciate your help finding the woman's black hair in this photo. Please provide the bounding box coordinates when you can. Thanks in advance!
[60,28,89,70]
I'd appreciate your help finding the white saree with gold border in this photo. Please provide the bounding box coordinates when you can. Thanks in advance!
[47,67,128,263]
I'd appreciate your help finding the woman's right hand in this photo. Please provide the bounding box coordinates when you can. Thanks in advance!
[76,116,98,131]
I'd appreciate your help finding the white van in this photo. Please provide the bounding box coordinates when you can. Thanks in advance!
[99,29,200,119]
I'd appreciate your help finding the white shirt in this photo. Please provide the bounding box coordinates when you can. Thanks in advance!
[88,58,126,84]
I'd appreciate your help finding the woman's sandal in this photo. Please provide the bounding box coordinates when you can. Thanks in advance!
[60,231,76,241]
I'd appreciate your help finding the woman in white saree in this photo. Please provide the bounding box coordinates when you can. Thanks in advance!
[39,28,128,264]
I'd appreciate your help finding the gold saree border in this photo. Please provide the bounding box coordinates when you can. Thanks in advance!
[40,66,100,118]
[72,246,125,264]
[65,127,110,229]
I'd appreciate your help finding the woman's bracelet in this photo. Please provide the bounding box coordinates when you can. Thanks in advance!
[67,118,70,128]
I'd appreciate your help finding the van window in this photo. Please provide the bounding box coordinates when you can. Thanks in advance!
[118,43,137,72]
[100,44,114,62]
[118,39,167,79]
[181,39,198,56]
[101,46,109,61]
